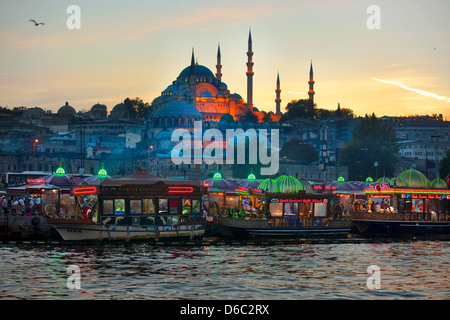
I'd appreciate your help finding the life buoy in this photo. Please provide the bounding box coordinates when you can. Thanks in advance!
[45,204,56,218]
[82,206,92,219]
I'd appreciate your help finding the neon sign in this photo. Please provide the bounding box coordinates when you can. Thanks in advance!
[27,178,45,183]
[73,186,98,195]
[238,186,264,194]
[272,198,328,203]
[168,186,193,193]
[366,183,390,190]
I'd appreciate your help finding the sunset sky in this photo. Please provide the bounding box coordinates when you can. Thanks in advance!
[0,0,449,119]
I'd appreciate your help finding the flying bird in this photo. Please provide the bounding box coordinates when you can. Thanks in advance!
[29,19,45,26]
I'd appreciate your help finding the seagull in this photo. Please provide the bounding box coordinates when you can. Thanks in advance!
[29,19,45,26]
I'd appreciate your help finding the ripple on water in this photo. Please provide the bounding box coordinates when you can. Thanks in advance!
[0,241,448,299]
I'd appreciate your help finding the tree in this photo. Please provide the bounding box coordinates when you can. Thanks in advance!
[238,110,259,126]
[123,97,152,119]
[338,114,399,181]
[438,149,450,179]
[282,99,316,121]
[262,112,273,124]
[280,139,318,163]
[280,99,355,121]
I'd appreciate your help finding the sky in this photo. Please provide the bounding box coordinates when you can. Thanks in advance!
[0,0,449,119]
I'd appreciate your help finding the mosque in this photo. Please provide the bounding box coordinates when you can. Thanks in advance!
[54,30,316,140]
[147,30,316,130]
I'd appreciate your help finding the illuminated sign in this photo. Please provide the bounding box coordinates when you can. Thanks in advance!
[272,198,328,203]
[366,183,390,191]
[73,186,98,195]
[238,186,264,194]
[400,194,450,200]
[168,186,193,193]
[27,178,45,183]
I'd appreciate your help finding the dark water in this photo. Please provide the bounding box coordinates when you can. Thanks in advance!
[0,240,448,300]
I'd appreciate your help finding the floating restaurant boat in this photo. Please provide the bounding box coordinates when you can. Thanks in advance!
[212,174,352,239]
[49,167,206,241]
[1,166,107,241]
[1,181,66,240]
[350,169,450,238]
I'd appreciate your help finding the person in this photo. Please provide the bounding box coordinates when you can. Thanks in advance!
[375,201,381,213]
[2,196,8,213]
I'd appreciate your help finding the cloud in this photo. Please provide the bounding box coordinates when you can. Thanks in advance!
[372,78,450,103]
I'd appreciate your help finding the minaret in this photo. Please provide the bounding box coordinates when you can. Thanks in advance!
[189,48,196,76]
[189,48,197,105]
[246,29,254,109]
[275,72,281,114]
[216,43,222,81]
[308,61,315,104]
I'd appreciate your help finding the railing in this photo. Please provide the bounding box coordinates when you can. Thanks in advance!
[268,216,330,228]
[351,211,450,222]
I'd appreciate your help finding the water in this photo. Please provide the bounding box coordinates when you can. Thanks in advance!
[0,240,448,300]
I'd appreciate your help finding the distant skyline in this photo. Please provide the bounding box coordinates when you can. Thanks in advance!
[0,0,449,119]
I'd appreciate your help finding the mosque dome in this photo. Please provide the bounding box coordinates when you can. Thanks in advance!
[109,102,129,119]
[178,64,215,79]
[151,101,202,119]
[229,93,243,100]
[200,90,214,98]
[91,103,107,112]
[396,169,429,188]
[112,103,127,112]
[58,102,76,115]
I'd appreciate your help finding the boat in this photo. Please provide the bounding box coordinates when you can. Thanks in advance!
[49,167,206,241]
[210,175,352,239]
[1,182,65,240]
[350,170,450,238]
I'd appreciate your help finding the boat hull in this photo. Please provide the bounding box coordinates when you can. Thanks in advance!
[1,215,61,240]
[215,216,352,239]
[351,219,450,238]
[50,219,205,241]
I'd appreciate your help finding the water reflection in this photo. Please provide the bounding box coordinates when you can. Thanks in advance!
[0,241,448,299]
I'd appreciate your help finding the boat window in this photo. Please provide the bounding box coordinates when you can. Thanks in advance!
[130,200,142,214]
[182,199,191,214]
[284,202,298,215]
[269,202,283,217]
[143,199,155,214]
[103,200,113,215]
[314,202,327,217]
[114,199,125,215]
[192,199,201,214]
[159,199,168,214]
[169,199,179,214]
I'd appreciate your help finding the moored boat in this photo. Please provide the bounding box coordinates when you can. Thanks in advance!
[350,170,450,238]
[50,167,207,241]
[211,175,352,239]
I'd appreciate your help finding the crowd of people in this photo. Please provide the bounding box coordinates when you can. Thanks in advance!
[1,194,43,215]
